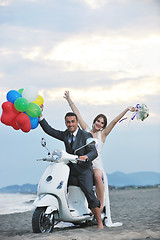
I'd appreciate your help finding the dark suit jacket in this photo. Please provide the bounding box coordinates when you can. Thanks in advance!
[39,118,98,173]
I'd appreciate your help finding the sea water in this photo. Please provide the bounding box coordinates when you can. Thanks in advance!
[0,193,36,215]
[0,193,74,228]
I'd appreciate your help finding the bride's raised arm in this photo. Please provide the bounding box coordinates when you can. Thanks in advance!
[63,90,89,131]
[102,106,136,138]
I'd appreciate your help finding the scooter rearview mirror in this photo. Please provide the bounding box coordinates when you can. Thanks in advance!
[41,138,46,147]
[86,138,95,146]
[74,138,95,154]
[41,138,51,155]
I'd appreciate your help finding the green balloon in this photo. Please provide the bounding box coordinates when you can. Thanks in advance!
[18,88,24,95]
[14,97,29,112]
[26,103,41,118]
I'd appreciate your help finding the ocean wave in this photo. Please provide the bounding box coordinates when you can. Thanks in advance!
[0,193,36,215]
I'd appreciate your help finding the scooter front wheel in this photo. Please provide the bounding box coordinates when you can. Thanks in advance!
[32,207,55,233]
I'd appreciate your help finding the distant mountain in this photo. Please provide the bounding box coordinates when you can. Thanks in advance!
[0,183,37,194]
[0,172,160,193]
[107,171,160,187]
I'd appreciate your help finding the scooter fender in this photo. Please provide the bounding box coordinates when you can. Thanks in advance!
[33,194,59,214]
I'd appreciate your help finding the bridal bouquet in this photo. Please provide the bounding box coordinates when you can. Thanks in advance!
[132,104,149,121]
[119,104,149,123]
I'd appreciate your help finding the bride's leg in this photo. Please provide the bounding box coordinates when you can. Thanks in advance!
[94,169,104,212]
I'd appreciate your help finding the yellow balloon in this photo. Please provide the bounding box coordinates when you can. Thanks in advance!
[33,95,44,105]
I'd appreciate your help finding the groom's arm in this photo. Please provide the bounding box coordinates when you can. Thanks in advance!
[39,118,64,141]
[81,131,98,163]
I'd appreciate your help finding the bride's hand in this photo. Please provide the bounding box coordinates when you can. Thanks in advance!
[64,90,74,107]
[63,90,70,100]
[128,106,137,112]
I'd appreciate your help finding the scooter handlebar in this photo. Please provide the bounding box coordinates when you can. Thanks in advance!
[54,149,78,164]
[37,149,80,164]
[37,149,88,164]
[37,155,58,162]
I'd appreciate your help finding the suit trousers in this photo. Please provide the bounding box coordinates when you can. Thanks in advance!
[68,163,100,209]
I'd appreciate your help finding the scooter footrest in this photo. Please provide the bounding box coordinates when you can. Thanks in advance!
[83,213,92,216]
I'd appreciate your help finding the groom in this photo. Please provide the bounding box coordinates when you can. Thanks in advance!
[38,109,104,229]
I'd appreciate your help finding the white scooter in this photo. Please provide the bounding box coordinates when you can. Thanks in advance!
[32,138,104,233]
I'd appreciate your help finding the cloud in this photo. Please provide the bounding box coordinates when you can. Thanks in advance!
[0,22,160,109]
[0,1,160,112]
[45,32,160,79]
[1,0,160,79]
[0,0,10,6]
[40,76,159,104]
[75,0,110,9]
[1,75,159,108]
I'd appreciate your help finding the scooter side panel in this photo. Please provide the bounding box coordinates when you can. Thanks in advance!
[37,163,69,195]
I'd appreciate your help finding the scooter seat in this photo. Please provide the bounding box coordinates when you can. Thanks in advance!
[68,175,96,187]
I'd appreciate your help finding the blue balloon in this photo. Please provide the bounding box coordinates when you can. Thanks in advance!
[23,112,39,130]
[29,116,39,129]
[6,90,22,104]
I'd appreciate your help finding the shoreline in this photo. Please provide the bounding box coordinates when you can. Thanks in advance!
[0,188,159,240]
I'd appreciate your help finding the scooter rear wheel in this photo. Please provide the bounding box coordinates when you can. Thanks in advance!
[32,207,54,233]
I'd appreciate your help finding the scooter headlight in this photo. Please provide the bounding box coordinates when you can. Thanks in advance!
[52,149,62,161]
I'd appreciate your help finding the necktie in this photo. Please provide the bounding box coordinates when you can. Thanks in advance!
[70,134,74,148]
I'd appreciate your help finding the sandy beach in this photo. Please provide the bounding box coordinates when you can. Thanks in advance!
[0,188,159,240]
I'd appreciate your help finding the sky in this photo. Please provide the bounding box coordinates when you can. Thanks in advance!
[0,0,160,188]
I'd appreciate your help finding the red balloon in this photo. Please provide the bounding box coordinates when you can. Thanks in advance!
[15,113,31,133]
[1,101,31,132]
[10,118,20,130]
[1,101,20,125]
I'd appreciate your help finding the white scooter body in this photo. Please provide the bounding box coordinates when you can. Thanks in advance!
[32,140,94,232]
[33,161,91,222]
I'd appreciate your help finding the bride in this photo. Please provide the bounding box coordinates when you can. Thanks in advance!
[64,90,136,227]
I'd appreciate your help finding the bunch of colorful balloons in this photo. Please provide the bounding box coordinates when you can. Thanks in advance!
[0,86,44,133]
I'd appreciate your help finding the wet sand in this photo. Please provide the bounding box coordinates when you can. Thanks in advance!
[0,188,159,240]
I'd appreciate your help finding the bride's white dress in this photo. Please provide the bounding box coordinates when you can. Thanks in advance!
[89,130,122,227]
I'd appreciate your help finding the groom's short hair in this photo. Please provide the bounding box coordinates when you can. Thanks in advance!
[65,112,78,121]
